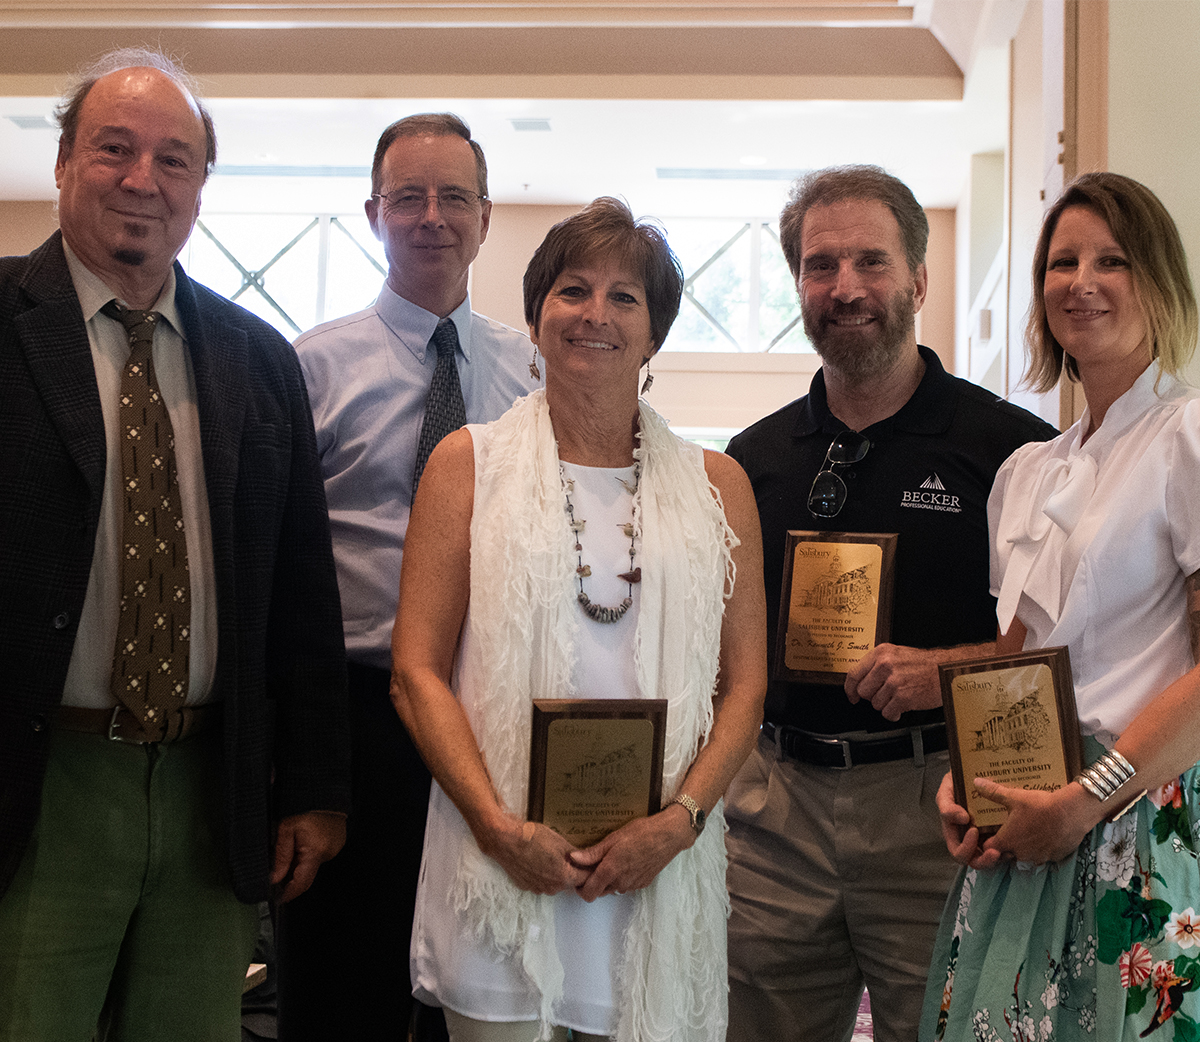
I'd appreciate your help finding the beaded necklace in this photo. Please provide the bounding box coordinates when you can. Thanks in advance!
[561,462,642,623]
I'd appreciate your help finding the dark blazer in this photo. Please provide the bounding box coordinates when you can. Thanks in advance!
[0,232,351,902]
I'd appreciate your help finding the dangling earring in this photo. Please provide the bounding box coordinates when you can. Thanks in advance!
[529,343,542,382]
[640,357,653,395]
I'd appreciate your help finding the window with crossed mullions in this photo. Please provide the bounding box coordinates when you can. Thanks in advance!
[664,217,813,354]
[180,213,387,337]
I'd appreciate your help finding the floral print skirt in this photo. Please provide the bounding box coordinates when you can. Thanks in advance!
[919,743,1200,1042]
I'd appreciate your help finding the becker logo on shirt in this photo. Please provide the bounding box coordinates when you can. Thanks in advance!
[900,473,963,513]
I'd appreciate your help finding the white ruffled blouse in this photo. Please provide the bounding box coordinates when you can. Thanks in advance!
[989,364,1200,743]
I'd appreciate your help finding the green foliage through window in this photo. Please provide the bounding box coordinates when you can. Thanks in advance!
[664,218,812,354]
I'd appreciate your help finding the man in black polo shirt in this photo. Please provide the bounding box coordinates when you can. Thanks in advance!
[724,165,1056,1042]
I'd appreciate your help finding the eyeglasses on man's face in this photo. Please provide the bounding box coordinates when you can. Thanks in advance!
[807,430,871,519]
[372,187,486,217]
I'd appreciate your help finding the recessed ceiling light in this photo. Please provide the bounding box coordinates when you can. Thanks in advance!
[7,115,54,130]
[212,165,370,177]
[510,119,551,132]
[657,168,806,182]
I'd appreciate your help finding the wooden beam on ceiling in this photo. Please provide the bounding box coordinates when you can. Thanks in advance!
[1,1,915,30]
[0,23,961,100]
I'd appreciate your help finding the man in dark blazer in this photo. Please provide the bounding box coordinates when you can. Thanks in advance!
[0,48,350,1040]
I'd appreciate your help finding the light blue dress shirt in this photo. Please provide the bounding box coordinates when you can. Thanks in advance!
[296,283,537,670]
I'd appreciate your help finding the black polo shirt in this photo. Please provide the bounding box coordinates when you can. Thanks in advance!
[727,346,1058,736]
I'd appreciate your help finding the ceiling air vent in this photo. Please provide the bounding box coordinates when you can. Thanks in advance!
[8,115,55,130]
[510,119,551,132]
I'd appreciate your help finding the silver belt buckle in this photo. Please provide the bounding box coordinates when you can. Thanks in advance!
[108,705,153,744]
[911,727,926,767]
[767,723,784,760]
[817,735,854,769]
[109,706,137,743]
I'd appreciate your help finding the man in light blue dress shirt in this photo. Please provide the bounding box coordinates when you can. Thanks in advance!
[278,113,538,1042]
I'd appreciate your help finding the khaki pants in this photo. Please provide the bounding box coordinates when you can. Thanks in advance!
[725,735,959,1042]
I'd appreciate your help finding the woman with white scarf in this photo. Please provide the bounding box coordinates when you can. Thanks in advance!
[392,197,767,1042]
[922,173,1200,1041]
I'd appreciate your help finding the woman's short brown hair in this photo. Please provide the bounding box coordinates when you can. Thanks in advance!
[523,197,684,354]
[1025,172,1198,391]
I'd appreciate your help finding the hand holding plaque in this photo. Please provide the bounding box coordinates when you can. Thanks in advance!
[938,647,1082,836]
[528,699,667,847]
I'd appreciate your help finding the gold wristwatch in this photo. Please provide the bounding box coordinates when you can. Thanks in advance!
[671,793,706,835]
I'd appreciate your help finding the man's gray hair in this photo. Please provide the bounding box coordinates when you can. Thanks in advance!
[54,47,217,180]
[778,164,929,277]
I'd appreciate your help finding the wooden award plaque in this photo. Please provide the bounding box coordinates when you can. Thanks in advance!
[939,647,1082,836]
[774,531,898,684]
[527,699,667,847]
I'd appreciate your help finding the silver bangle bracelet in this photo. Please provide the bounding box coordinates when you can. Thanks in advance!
[1077,749,1136,802]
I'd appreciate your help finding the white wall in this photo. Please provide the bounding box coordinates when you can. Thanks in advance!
[1108,0,1200,387]
[956,150,1009,398]
[1005,0,1059,423]
[923,208,958,376]
[0,199,58,257]
[473,202,581,333]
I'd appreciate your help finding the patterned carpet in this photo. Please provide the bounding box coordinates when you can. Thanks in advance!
[851,991,874,1041]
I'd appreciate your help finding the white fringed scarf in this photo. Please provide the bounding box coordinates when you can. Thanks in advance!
[451,388,736,1041]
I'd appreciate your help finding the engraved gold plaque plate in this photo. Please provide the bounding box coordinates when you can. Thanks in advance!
[528,699,667,847]
[774,531,897,683]
[939,647,1082,836]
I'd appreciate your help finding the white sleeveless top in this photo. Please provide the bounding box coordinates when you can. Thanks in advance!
[410,461,641,1033]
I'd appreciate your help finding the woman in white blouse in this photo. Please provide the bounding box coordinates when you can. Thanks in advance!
[923,172,1200,1042]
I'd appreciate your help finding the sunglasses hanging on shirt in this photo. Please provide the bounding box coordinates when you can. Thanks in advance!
[807,430,871,519]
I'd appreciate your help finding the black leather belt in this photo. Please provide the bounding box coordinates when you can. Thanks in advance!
[763,720,947,769]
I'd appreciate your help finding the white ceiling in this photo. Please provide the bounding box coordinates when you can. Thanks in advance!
[0,42,1007,220]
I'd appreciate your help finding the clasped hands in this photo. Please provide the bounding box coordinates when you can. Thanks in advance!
[936,772,1099,869]
[482,805,696,902]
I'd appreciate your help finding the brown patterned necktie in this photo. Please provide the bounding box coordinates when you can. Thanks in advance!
[103,300,190,741]
[412,318,467,493]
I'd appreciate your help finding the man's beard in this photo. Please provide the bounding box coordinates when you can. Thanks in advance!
[803,285,915,383]
[114,219,151,267]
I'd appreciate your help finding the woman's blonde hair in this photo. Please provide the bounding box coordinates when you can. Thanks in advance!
[1025,172,1198,392]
